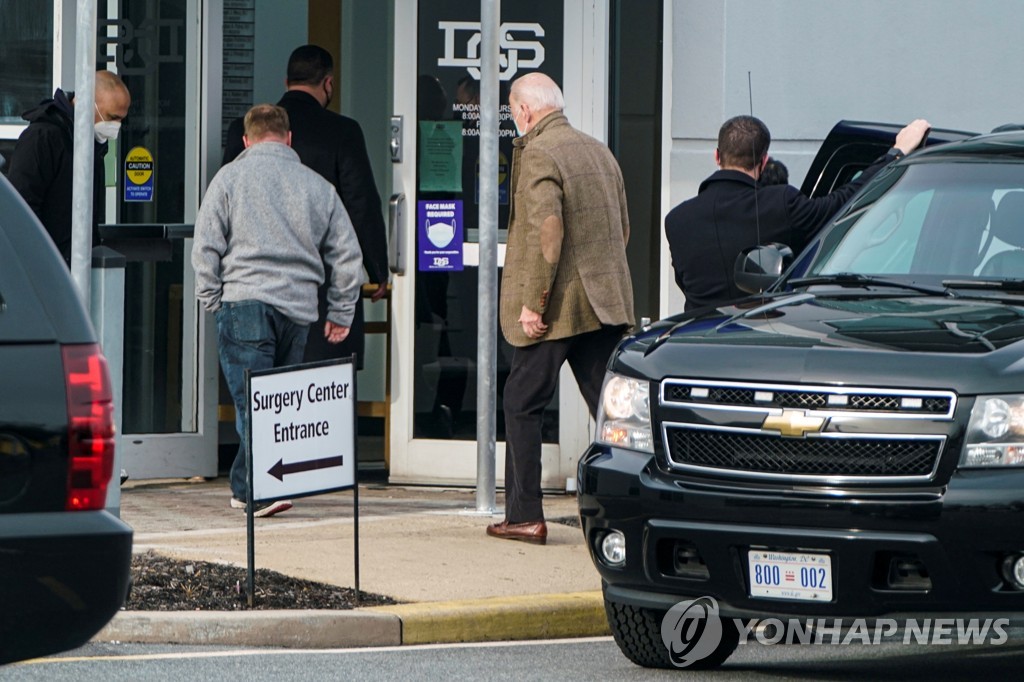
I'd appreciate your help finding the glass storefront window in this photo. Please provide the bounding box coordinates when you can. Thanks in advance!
[413,267,560,442]
[101,0,190,434]
[0,1,53,125]
[416,0,564,245]
[413,0,564,442]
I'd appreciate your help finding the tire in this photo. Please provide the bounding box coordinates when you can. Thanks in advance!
[604,596,739,670]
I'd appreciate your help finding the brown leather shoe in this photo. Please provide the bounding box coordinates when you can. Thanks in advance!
[486,520,548,545]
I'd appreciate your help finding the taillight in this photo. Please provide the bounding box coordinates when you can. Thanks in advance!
[62,344,116,511]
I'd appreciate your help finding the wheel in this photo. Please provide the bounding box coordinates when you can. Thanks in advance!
[604,595,739,670]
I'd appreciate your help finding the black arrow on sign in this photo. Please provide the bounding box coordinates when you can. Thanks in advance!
[268,455,344,481]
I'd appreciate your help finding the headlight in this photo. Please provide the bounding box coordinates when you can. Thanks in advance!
[960,395,1024,467]
[599,530,627,567]
[596,373,653,453]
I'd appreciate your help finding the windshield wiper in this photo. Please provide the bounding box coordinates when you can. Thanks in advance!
[942,278,1024,293]
[788,273,956,298]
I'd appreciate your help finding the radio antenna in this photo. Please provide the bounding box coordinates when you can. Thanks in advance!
[748,71,754,118]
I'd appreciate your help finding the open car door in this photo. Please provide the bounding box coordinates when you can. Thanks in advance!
[801,120,978,198]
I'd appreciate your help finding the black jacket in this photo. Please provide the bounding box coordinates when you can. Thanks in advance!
[665,150,899,311]
[223,91,387,365]
[223,91,388,286]
[7,89,107,264]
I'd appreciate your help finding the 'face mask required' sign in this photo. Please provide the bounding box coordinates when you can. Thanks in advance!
[418,199,464,271]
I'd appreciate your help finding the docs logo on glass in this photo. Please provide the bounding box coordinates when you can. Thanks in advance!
[426,218,457,249]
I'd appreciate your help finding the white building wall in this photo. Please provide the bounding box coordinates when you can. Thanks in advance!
[252,0,308,105]
[666,0,1024,314]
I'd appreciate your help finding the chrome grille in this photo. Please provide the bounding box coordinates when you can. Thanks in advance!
[662,380,954,416]
[849,394,900,410]
[665,426,942,480]
[659,379,955,483]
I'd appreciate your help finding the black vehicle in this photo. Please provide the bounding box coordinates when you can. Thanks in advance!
[579,122,1024,669]
[0,174,132,664]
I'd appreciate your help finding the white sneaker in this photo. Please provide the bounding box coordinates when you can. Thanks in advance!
[254,500,292,517]
[230,498,293,517]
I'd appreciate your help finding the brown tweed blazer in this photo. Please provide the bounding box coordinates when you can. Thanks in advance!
[500,112,635,347]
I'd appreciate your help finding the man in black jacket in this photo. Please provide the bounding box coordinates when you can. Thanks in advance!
[665,115,931,311]
[8,71,130,265]
[223,45,388,367]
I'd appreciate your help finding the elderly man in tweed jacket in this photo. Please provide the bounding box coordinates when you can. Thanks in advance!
[488,73,635,545]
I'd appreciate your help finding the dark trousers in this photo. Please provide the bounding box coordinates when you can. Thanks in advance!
[502,325,625,522]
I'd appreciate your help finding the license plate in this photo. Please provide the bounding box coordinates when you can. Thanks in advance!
[748,550,833,601]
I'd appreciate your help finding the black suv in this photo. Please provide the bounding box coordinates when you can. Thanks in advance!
[0,174,132,664]
[579,123,1024,668]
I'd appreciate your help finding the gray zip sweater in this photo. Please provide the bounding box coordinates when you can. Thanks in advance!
[192,142,363,326]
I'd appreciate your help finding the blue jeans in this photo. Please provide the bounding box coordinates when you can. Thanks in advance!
[216,300,309,500]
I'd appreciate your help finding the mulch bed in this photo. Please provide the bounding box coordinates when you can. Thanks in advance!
[126,550,398,611]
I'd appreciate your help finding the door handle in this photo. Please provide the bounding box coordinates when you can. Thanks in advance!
[388,193,406,275]
[389,116,403,163]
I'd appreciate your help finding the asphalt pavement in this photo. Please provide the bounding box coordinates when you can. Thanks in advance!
[97,474,609,648]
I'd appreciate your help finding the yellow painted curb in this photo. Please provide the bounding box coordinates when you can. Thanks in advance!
[368,591,610,645]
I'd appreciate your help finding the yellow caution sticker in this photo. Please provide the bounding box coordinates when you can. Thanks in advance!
[124,147,154,202]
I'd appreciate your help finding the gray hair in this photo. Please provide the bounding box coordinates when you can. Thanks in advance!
[510,73,564,111]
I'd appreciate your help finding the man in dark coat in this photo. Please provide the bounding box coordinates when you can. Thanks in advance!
[665,115,931,311]
[223,45,388,367]
[8,71,131,265]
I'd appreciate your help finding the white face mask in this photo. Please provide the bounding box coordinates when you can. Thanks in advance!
[94,120,121,144]
[426,220,456,249]
[511,104,526,137]
[94,103,121,143]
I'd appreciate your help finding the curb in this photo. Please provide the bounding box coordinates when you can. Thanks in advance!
[95,591,609,648]
[370,591,609,645]
[97,610,402,648]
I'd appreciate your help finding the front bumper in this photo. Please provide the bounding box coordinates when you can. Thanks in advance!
[579,444,1024,619]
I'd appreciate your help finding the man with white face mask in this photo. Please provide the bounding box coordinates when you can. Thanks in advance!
[8,70,131,265]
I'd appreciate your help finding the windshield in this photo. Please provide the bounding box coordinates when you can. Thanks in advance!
[808,162,1024,282]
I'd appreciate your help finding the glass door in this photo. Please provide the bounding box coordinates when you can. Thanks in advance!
[0,1,54,170]
[388,0,607,487]
[99,0,218,478]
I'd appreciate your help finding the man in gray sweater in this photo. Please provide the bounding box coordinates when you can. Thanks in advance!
[192,104,363,517]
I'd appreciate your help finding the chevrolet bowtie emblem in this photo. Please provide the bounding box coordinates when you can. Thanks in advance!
[763,410,826,438]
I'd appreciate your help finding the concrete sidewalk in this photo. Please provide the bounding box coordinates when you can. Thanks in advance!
[97,476,610,648]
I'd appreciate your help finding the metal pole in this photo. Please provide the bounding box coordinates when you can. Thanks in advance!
[245,369,255,607]
[476,0,500,513]
[71,0,98,306]
[92,247,126,515]
[352,354,360,607]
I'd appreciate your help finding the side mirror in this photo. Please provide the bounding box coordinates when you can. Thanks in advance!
[734,243,794,294]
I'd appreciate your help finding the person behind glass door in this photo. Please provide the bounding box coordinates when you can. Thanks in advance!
[223,45,388,370]
[7,70,130,265]
[488,72,635,546]
[194,104,364,518]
